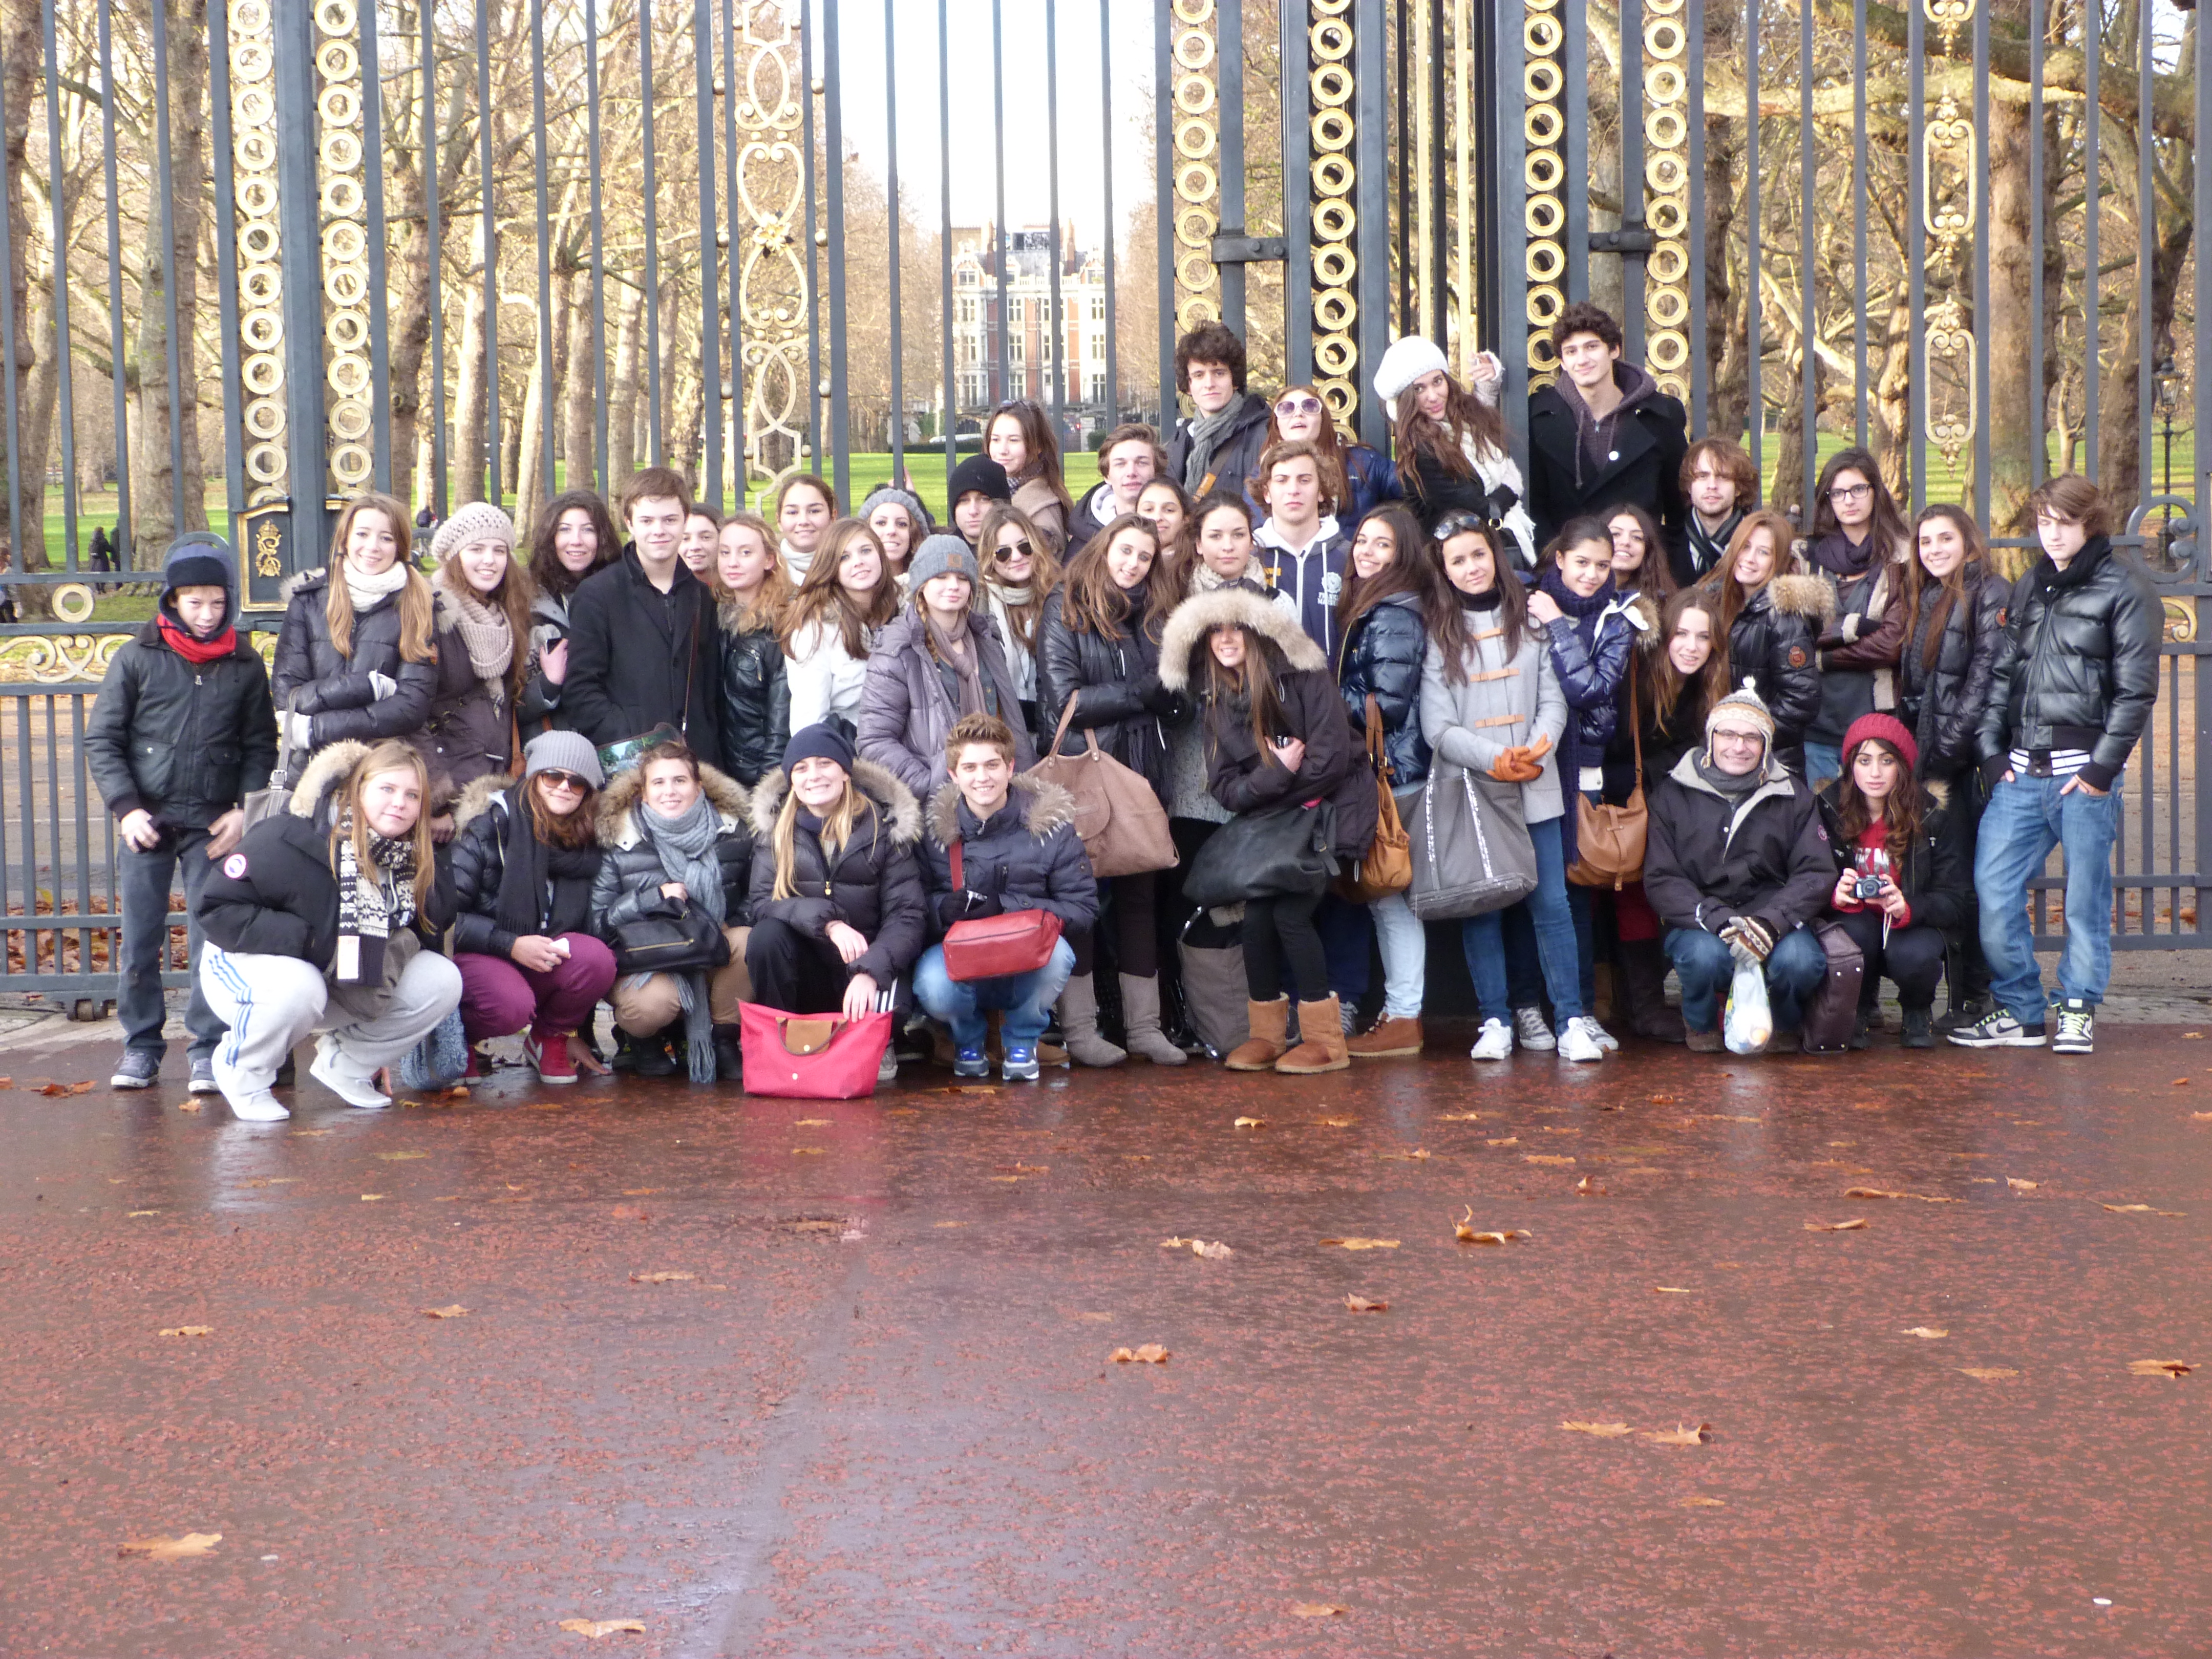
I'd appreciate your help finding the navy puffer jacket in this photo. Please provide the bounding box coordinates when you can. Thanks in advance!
[1335,592,1431,787]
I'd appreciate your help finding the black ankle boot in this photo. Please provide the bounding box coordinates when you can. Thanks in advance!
[712,1023,745,1081]
[629,1026,680,1079]
[1901,1007,1934,1048]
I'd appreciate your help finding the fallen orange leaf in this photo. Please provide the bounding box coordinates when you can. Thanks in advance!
[118,1533,221,1561]
[1678,1495,1726,1508]
[2128,1359,2194,1377]
[1159,1237,1233,1260]
[1958,1367,2018,1380]
[1320,1237,1399,1250]
[1486,1136,1521,1147]
[791,1147,826,1156]
[1437,1111,1481,1121]
[2193,1112,2212,1122]
[38,1081,97,1097]
[1653,1287,1695,1295]
[157,1326,213,1338]
[1804,1218,1868,1232]
[1379,1147,1431,1161]
[1643,1423,1713,1447]
[1344,1294,1388,1312]
[422,1305,468,1319]
[556,1618,646,1638]
[1314,1116,1355,1128]
[1903,1327,1949,1339]
[1560,1421,1633,1437]
[2006,1178,2039,1193]
[1525,1154,1577,1166]
[178,1098,202,1113]
[794,1118,831,1126]
[1110,1343,1169,1364]
[1575,1175,1607,1196]
[629,1271,694,1284]
[1233,1116,1266,1129]
[1843,1187,1962,1203]
[1288,1602,1347,1618]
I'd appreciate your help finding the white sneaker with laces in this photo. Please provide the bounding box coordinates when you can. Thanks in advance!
[309,1044,391,1110]
[1586,1018,1620,1052]
[1512,1007,1556,1051]
[1558,1017,1606,1063]
[228,1090,291,1122]
[1469,1018,1514,1061]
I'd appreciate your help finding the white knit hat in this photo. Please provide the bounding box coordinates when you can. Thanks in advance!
[1371,335,1451,421]
[429,501,518,565]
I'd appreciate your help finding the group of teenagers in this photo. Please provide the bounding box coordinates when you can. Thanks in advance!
[86,299,2160,1121]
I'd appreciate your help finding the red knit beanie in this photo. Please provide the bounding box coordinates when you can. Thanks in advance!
[1842,711,1919,776]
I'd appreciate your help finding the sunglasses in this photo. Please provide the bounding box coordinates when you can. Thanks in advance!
[1275,395,1324,418]
[995,539,1034,563]
[537,770,589,792]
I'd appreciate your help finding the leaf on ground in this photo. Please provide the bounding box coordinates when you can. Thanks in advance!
[1379,1148,1431,1161]
[291,1128,332,1136]
[629,1271,694,1284]
[38,1081,97,1096]
[1437,1111,1481,1121]
[1958,1367,2018,1380]
[1344,1294,1389,1312]
[2103,1202,2186,1215]
[1454,1210,1532,1246]
[933,1220,967,1228]
[786,1220,841,1232]
[1654,1287,1696,1295]
[1288,1602,1347,1618]
[375,1151,429,1161]
[1110,1343,1169,1364]
[988,1174,1024,1182]
[1486,1137,1521,1147]
[421,1305,468,1319]
[1804,1218,1868,1232]
[118,1533,220,1560]
[622,1189,665,1198]
[1903,1327,1949,1339]
[1678,1496,1727,1508]
[1644,1423,1713,1446]
[1320,1237,1399,1250]
[2187,1032,2204,1038]
[938,1084,999,1094]
[1159,1236,1233,1259]
[2175,1078,2193,1086]
[126,1210,160,1218]
[2128,1358,2194,1377]
[793,1118,831,1126]
[2007,1178,2039,1193]
[157,1325,213,1337]
[1560,1421,1634,1437]
[556,1619,646,1639]
[1541,1125,1582,1135]
[1314,1116,1355,1128]
[790,1147,826,1156]
[1525,1154,1577,1166]
[1575,1175,1607,1196]
[1233,1117,1266,1129]
[359,1194,387,1202]
[2193,1112,2212,1122]
[1843,1187,1961,1203]
[1647,1092,1677,1103]
[178,1098,202,1113]
[1705,1114,1762,1124]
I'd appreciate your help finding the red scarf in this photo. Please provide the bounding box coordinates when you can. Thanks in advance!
[158,612,238,665]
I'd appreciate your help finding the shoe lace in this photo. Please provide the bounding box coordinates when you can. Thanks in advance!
[2058,1007,2093,1034]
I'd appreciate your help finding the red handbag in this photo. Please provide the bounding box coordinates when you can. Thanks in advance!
[737,1001,894,1098]
[939,839,1065,982]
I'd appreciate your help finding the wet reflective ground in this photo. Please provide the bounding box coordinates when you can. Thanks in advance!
[5,1032,2209,1656]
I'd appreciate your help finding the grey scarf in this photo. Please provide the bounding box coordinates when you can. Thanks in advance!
[639,788,726,1083]
[1181,397,1248,494]
[1694,751,1768,801]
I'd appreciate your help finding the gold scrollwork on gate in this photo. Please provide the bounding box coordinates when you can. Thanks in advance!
[1522,0,1566,382]
[1171,0,1221,336]
[732,1,808,502]
[1308,0,1358,426]
[314,0,374,495]
[1640,0,1691,402]
[227,0,286,509]
[1920,0,1979,471]
[0,633,130,686]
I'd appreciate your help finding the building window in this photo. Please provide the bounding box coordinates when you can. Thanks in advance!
[1089,333,1105,362]
[1010,333,1026,366]
[1090,295,1105,322]
[959,297,976,325]
[1090,372,1107,403]
[1008,296,1023,325]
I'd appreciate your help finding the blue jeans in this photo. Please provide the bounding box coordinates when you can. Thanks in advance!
[1975,772,2122,1019]
[914,937,1077,1049]
[117,826,222,1059]
[1665,925,1826,1035]
[1461,816,1583,1025]
[1804,742,1843,792]
[1504,874,1598,1012]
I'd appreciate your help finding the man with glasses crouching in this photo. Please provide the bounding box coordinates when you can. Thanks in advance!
[1642,680,1838,1053]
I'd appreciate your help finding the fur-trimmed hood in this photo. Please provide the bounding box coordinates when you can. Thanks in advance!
[595,759,752,852]
[288,739,370,821]
[451,771,517,835]
[746,754,923,848]
[1157,584,1329,692]
[1766,572,1837,627]
[280,566,328,604]
[923,773,1079,849]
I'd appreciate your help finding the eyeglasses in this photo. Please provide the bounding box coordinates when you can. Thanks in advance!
[1710,730,1765,747]
[537,770,589,792]
[1827,483,1873,503]
[995,539,1034,562]
[1275,395,1324,418]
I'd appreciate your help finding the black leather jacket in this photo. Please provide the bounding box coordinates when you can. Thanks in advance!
[1035,586,1186,795]
[1897,564,2007,778]
[1720,573,1830,771]
[1973,536,2161,791]
[717,600,791,786]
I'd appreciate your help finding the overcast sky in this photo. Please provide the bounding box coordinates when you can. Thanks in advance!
[801,0,1160,244]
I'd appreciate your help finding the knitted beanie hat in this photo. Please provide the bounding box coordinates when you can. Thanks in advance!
[907,533,981,591]
[946,454,1013,506]
[782,721,856,777]
[859,485,928,530]
[1842,710,1919,777]
[1705,676,1778,745]
[430,501,518,565]
[1371,335,1451,420]
[522,728,605,791]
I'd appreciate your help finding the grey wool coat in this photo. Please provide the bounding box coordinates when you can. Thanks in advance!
[856,603,1037,798]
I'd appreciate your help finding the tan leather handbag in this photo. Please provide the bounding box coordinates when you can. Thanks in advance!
[1567,671,1648,889]
[1336,695,1412,903]
[1024,698,1179,879]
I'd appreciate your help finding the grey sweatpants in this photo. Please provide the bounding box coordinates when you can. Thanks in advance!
[200,943,463,1101]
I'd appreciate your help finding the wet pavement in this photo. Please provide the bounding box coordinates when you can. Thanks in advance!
[5,1024,2211,1656]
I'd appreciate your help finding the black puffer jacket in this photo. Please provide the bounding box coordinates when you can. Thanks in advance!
[1716,573,1832,772]
[1158,584,1379,860]
[1816,777,1975,938]
[445,773,606,958]
[1897,565,2007,778]
[718,598,792,786]
[1974,536,2162,792]
[196,739,455,968]
[921,774,1099,934]
[1335,592,1431,788]
[1035,585,1186,794]
[590,759,753,933]
[1642,751,1835,940]
[86,618,279,825]
[269,569,439,749]
[745,758,927,985]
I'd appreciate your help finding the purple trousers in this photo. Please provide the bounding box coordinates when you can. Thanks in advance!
[455,933,618,1042]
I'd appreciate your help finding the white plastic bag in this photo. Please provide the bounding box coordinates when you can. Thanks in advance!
[1722,955,1772,1054]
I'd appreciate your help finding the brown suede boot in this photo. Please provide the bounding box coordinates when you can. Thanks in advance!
[1346,1015,1422,1058]
[1224,997,1290,1070]
[1277,996,1353,1074]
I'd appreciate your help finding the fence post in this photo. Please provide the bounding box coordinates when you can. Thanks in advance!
[273,0,326,572]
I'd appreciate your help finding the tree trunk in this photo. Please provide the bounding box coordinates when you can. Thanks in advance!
[1772,332,1824,526]
[2094,209,2192,518]
[0,0,47,611]
[451,228,488,507]
[129,0,210,565]
[562,264,598,496]
[607,280,642,484]
[1871,290,1913,500]
[515,297,550,533]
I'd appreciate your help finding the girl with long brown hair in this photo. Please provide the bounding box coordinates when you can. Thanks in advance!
[518,488,621,740]
[780,518,899,731]
[426,502,534,801]
[975,500,1064,740]
[1804,444,1915,787]
[1370,335,1536,564]
[714,511,794,784]
[986,398,1075,555]
[271,491,440,759]
[774,473,840,581]
[1693,508,1829,775]
[1898,503,2007,783]
[1264,381,1404,523]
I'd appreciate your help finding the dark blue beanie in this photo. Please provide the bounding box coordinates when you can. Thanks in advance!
[782,722,855,777]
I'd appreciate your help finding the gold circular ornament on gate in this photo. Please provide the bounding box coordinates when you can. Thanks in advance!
[233,39,273,82]
[322,176,365,218]
[52,584,95,624]
[246,441,287,484]
[1525,61,1563,102]
[1647,284,1690,327]
[324,220,367,265]
[1650,196,1688,237]
[243,352,284,395]
[1529,283,1566,324]
[1526,196,1565,237]
[236,87,275,130]
[1646,108,1686,150]
[1173,32,1215,73]
[1526,107,1563,146]
[1647,153,1686,193]
[1649,243,1689,284]
[331,401,373,441]
[1312,63,1353,106]
[242,310,284,353]
[326,310,369,351]
[1313,199,1356,241]
[1176,118,1217,162]
[1313,290,1357,331]
[1314,336,1356,376]
[1312,0,1352,15]
[317,84,360,131]
[327,354,372,398]
[1311,110,1353,153]
[1311,19,1352,60]
[1178,251,1218,292]
[233,0,273,34]
[1527,243,1566,283]
[236,130,277,174]
[1525,14,1563,53]
[1313,244,1355,286]
[1176,205,1218,248]
[245,400,286,441]
[1311,154,1354,198]
[321,130,363,174]
[1646,63,1685,105]
[1526,151,1564,191]
[315,38,358,81]
[239,179,277,220]
[331,443,374,486]
[324,265,368,307]
[241,222,279,261]
[1647,330,1690,372]
[1174,72,1216,115]
[1644,18,1685,58]
[315,0,358,31]
[1172,0,1214,21]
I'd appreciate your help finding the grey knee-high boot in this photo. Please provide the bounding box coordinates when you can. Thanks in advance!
[1118,973,1188,1065]
[1057,972,1126,1067]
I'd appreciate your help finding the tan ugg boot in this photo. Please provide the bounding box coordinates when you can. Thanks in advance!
[1276,996,1352,1074]
[1224,996,1290,1070]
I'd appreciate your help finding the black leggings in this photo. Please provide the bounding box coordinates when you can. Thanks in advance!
[1832,909,1947,1010]
[1071,871,1160,979]
[746,918,859,1013]
[1242,891,1328,1003]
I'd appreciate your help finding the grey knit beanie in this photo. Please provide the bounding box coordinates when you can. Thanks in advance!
[859,485,928,530]
[430,501,518,566]
[907,533,980,591]
[522,728,605,790]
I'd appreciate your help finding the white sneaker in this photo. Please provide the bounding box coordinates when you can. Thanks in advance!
[1512,1007,1556,1051]
[309,1045,391,1110]
[228,1090,290,1122]
[1469,1018,1514,1061]
[1558,1017,1607,1063]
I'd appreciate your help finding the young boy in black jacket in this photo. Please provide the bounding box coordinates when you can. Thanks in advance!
[84,535,279,1093]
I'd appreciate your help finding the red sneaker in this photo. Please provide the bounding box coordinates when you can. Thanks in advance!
[524,1028,578,1084]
